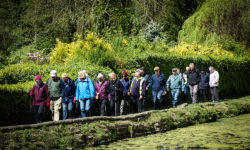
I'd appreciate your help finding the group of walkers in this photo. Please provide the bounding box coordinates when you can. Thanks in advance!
[29,63,219,123]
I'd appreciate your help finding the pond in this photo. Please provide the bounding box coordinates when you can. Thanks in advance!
[92,114,250,149]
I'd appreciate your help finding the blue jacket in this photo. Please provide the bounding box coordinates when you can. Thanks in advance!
[199,72,210,89]
[148,73,166,92]
[62,78,76,103]
[120,78,131,97]
[166,74,184,91]
[76,77,95,100]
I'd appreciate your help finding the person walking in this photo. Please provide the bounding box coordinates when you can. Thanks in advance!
[94,73,109,116]
[183,66,190,102]
[166,68,184,107]
[46,70,64,121]
[147,67,166,110]
[75,70,95,118]
[187,63,200,104]
[30,75,50,123]
[199,67,210,102]
[140,67,151,111]
[120,71,131,115]
[61,73,76,120]
[107,72,124,116]
[128,69,146,113]
[209,66,219,103]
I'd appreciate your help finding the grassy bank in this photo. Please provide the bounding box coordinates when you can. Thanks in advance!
[0,96,250,149]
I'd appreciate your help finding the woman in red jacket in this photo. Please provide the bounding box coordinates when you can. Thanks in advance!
[30,75,50,123]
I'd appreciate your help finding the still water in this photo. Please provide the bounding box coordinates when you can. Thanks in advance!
[93,114,250,149]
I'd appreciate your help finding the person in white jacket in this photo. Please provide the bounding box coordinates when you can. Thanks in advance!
[209,66,219,102]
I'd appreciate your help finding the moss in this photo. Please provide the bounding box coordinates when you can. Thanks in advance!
[1,96,250,149]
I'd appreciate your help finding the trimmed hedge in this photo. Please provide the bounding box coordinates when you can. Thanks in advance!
[0,96,250,149]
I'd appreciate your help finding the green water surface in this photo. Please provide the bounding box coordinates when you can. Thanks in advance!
[93,114,250,149]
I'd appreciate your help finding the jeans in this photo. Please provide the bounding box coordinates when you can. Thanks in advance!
[34,105,44,123]
[79,99,91,118]
[171,89,180,107]
[110,98,121,116]
[199,89,210,102]
[62,102,73,120]
[152,90,164,110]
[50,97,62,121]
[210,87,219,102]
[97,99,107,116]
[189,85,198,104]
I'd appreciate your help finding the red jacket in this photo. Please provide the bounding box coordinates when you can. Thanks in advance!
[30,83,50,106]
[94,80,109,100]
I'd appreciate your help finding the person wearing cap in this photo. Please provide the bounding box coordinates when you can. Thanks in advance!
[120,71,131,115]
[140,67,151,111]
[209,66,219,103]
[147,67,166,110]
[61,73,76,120]
[94,73,109,116]
[75,70,95,118]
[30,75,50,123]
[128,69,146,113]
[199,67,210,102]
[187,63,200,104]
[46,70,64,121]
[166,68,184,107]
[107,72,124,116]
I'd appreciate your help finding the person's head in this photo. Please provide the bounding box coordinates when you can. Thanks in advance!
[135,69,142,78]
[176,68,180,74]
[78,70,87,80]
[140,67,145,75]
[201,66,206,74]
[189,63,195,71]
[50,70,57,80]
[35,75,42,85]
[97,73,104,82]
[122,71,128,79]
[109,72,116,81]
[62,73,69,82]
[172,68,177,75]
[209,66,215,73]
[185,66,190,72]
[154,66,160,75]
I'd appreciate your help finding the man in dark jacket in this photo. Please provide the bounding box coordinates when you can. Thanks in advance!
[108,72,124,116]
[62,73,76,120]
[199,67,210,102]
[140,67,151,111]
[147,67,166,110]
[187,63,200,104]
[120,71,131,115]
[128,69,146,113]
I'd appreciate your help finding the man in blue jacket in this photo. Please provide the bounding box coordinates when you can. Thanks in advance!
[61,73,76,120]
[147,67,166,110]
[75,70,95,118]
[199,67,210,102]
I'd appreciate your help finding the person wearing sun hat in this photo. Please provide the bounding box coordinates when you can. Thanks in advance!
[147,66,166,110]
[46,70,64,121]
[30,75,50,123]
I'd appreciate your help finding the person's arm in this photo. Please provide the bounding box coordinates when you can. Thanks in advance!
[197,70,201,83]
[181,77,185,92]
[166,76,171,91]
[76,81,79,101]
[45,85,50,102]
[147,75,153,88]
[88,79,95,99]
[141,80,146,97]
[215,71,219,85]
